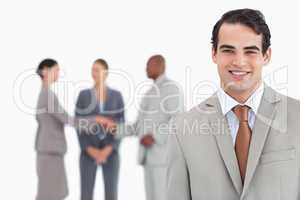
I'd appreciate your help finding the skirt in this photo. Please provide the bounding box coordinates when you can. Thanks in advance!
[36,153,68,200]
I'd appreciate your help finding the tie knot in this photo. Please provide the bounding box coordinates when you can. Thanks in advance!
[233,105,250,122]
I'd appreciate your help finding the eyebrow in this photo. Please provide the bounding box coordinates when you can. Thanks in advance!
[219,44,261,51]
[219,45,235,49]
[244,46,260,51]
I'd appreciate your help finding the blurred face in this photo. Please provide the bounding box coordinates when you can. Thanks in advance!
[92,62,108,84]
[212,23,271,94]
[43,64,60,82]
[146,59,161,79]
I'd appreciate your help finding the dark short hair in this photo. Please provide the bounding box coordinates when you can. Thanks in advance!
[36,58,58,79]
[211,8,271,54]
[94,58,109,70]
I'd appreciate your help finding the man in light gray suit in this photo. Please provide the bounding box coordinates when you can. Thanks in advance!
[118,55,184,200]
[167,9,300,200]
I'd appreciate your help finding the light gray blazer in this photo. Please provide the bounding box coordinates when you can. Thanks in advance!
[118,75,184,166]
[35,86,96,154]
[166,85,300,200]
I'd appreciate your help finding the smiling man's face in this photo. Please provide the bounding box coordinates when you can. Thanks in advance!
[212,23,271,94]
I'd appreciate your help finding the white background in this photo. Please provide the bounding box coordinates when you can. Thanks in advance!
[1,0,300,199]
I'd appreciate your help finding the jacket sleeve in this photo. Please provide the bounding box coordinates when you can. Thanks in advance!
[47,89,73,125]
[48,89,97,132]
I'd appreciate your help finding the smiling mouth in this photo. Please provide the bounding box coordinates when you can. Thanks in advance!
[228,70,251,80]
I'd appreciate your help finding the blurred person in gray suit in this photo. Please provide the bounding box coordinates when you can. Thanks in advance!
[75,59,125,200]
[117,55,184,200]
[35,58,116,200]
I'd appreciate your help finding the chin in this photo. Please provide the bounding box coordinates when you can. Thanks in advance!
[224,80,255,93]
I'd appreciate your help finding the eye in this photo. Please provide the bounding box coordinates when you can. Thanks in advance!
[245,51,258,54]
[222,49,234,53]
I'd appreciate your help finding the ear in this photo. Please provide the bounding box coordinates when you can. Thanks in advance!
[263,47,272,66]
[212,47,217,64]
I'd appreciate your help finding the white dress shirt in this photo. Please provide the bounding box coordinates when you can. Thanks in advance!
[216,83,264,144]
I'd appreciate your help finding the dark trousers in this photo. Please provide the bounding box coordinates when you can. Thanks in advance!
[80,151,120,200]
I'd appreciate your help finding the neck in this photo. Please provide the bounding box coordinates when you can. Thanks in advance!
[94,83,106,91]
[153,73,163,81]
[42,79,53,88]
[222,81,262,104]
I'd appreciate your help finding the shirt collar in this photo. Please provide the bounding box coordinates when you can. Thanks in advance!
[217,82,264,115]
[154,73,167,85]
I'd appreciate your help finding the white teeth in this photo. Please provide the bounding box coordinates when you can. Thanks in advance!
[231,71,248,75]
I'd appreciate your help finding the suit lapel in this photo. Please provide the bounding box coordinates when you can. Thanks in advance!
[241,86,281,198]
[206,95,243,195]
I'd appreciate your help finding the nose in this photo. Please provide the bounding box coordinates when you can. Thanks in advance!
[232,52,247,67]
